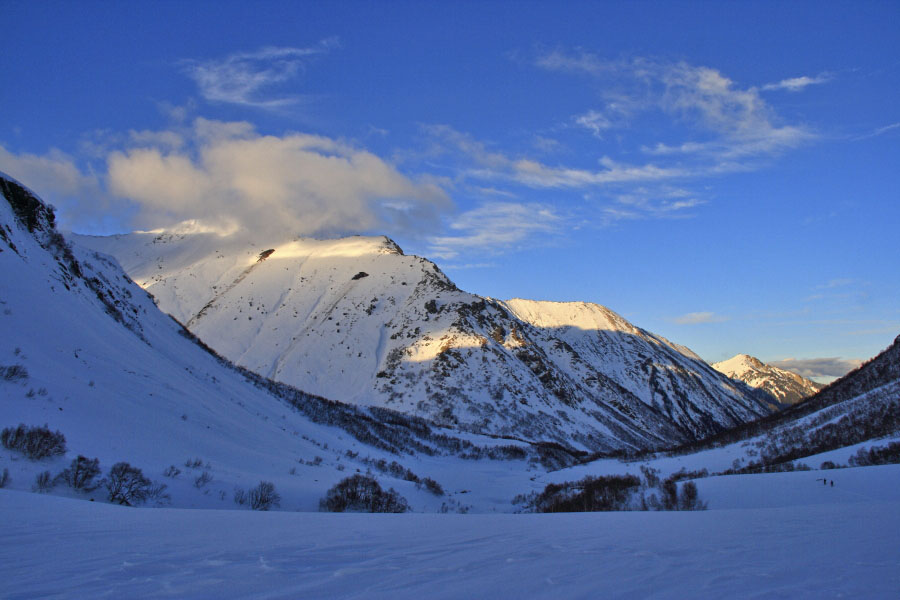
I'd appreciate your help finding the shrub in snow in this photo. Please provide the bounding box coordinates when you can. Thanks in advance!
[147,481,171,506]
[163,465,181,478]
[248,481,281,511]
[0,364,29,382]
[56,455,101,491]
[418,477,444,496]
[194,471,213,488]
[105,462,154,506]
[518,472,707,513]
[1,424,67,459]
[233,487,247,506]
[640,465,660,488]
[530,475,642,513]
[678,481,707,511]
[0,468,9,488]
[848,442,900,467]
[661,479,678,511]
[32,470,53,493]
[320,474,410,513]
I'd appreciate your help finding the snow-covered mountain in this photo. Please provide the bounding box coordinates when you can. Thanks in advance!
[712,354,823,405]
[678,333,900,463]
[75,228,772,451]
[1,172,555,513]
[5,173,899,599]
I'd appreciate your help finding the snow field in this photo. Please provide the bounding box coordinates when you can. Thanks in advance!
[2,489,898,599]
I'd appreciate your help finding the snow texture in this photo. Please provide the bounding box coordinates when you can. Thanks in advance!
[2,488,898,599]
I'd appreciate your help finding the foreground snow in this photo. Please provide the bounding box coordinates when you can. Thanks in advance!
[3,489,898,599]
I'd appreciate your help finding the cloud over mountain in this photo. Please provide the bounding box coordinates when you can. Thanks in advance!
[769,357,862,380]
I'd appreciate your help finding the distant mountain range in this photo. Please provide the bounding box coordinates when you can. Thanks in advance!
[677,332,900,461]
[713,354,823,405]
[75,228,772,452]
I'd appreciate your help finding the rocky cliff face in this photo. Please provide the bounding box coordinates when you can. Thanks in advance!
[76,230,773,451]
[712,354,823,405]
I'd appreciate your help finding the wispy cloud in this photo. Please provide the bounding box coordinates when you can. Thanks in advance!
[762,73,832,92]
[854,122,900,141]
[816,278,855,290]
[532,135,562,153]
[182,40,338,108]
[673,311,730,325]
[536,52,816,160]
[441,262,498,270]
[428,202,561,259]
[769,357,861,379]
[574,110,614,138]
[602,188,705,224]
[423,124,691,189]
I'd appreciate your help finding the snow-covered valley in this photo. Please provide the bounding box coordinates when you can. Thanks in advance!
[3,173,900,598]
[4,470,900,600]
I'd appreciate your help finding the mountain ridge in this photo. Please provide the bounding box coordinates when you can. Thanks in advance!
[713,353,823,405]
[75,227,773,451]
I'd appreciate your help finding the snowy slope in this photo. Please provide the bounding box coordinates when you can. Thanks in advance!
[713,353,822,404]
[76,229,772,451]
[0,172,557,513]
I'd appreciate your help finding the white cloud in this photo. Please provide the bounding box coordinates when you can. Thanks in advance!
[182,40,338,108]
[769,357,861,379]
[105,118,449,238]
[0,145,102,212]
[762,73,831,92]
[428,202,561,259]
[0,146,103,230]
[128,129,185,150]
[673,311,730,325]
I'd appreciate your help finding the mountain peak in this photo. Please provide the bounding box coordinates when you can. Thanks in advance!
[713,354,823,405]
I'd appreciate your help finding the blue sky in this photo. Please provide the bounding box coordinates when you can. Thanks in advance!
[1,0,898,377]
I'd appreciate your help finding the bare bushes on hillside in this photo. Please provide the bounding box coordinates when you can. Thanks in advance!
[515,467,707,513]
[320,474,410,513]
[1,424,66,459]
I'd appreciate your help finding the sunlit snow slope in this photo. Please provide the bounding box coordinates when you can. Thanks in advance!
[76,228,772,451]
[713,353,823,405]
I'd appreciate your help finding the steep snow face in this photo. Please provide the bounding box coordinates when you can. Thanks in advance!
[713,354,823,405]
[75,230,772,451]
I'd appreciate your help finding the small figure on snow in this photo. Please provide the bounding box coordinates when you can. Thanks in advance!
[830,480,834,487]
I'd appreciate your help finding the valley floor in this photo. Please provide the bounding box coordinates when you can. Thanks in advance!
[4,471,900,600]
